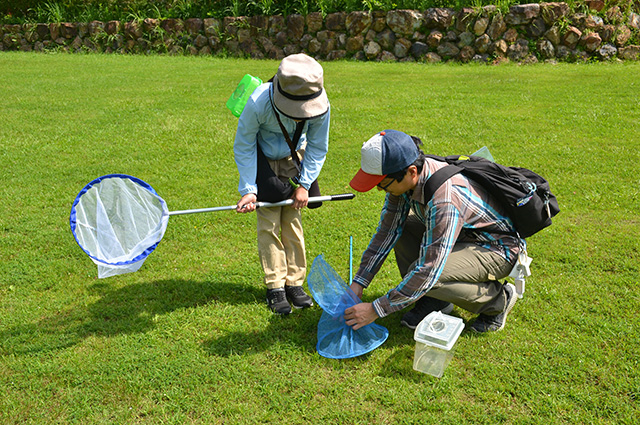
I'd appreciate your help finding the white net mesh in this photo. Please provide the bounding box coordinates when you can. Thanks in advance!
[70,175,169,278]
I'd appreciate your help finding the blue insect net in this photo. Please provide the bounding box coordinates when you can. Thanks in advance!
[69,174,169,278]
[307,254,388,359]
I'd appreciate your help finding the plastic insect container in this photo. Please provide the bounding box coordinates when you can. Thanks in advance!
[226,74,263,117]
[413,311,464,378]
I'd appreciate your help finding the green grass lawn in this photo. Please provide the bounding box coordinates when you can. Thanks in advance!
[1,52,639,424]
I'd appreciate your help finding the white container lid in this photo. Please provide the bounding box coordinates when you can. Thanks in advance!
[414,311,464,350]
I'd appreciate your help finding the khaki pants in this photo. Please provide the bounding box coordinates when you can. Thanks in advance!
[257,154,306,290]
[394,213,515,315]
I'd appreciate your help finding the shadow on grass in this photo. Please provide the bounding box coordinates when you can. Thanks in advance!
[0,278,262,356]
[201,307,323,356]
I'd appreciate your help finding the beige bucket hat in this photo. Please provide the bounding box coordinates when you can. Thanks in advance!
[272,53,329,120]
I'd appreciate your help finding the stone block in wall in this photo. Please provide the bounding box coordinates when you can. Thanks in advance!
[379,51,396,61]
[60,22,77,39]
[204,19,221,36]
[346,35,364,53]
[283,44,301,56]
[89,21,105,36]
[372,15,387,32]
[308,38,321,54]
[490,39,508,56]
[540,2,570,26]
[307,12,323,33]
[125,21,142,40]
[194,34,208,48]
[364,40,381,59]
[503,28,518,43]
[487,13,507,40]
[456,8,476,32]
[185,18,203,35]
[326,50,347,60]
[425,52,442,63]
[563,26,582,49]
[387,10,423,36]
[300,33,312,49]
[410,41,429,58]
[585,15,604,31]
[424,8,455,30]
[582,32,602,52]
[106,21,121,35]
[326,12,346,31]
[474,17,489,36]
[377,29,396,50]
[459,45,475,62]
[437,41,459,58]
[505,4,540,26]
[427,30,443,48]
[36,23,50,40]
[287,14,305,40]
[321,38,336,55]
[346,11,372,36]
[249,15,268,35]
[537,38,555,58]
[618,45,640,60]
[444,30,458,42]
[545,26,561,45]
[237,28,251,43]
[162,19,183,36]
[275,31,287,47]
[458,31,475,47]
[527,17,546,38]
[585,0,605,12]
[394,38,412,57]
[629,13,640,30]
[269,16,285,36]
[144,18,159,32]
[615,25,631,47]
[599,24,615,42]
[475,34,491,53]
[507,39,529,60]
[49,23,60,40]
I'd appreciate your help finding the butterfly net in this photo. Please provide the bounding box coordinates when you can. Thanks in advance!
[69,174,169,278]
[307,255,388,359]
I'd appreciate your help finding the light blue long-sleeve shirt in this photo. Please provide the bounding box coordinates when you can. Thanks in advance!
[233,83,330,195]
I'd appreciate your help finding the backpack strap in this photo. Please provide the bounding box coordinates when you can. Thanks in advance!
[422,163,518,237]
[422,164,464,202]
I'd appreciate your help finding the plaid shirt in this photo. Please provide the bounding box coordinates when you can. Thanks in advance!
[353,158,524,318]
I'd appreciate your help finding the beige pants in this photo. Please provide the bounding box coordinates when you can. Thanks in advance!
[395,213,515,315]
[257,154,306,289]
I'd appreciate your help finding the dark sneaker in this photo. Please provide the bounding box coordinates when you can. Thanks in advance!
[470,283,517,333]
[285,285,314,309]
[266,288,291,315]
[400,296,454,330]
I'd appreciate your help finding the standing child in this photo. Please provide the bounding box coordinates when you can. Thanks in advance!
[233,54,331,314]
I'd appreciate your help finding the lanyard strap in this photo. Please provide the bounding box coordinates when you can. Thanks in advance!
[269,85,305,169]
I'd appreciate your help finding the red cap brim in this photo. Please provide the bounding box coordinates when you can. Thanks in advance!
[349,169,386,192]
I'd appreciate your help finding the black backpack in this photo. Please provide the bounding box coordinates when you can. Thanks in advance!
[423,155,559,238]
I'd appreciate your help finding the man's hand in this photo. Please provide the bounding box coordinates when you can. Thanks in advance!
[236,193,257,213]
[344,302,378,330]
[291,185,308,210]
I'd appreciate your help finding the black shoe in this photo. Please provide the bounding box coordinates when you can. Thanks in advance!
[470,283,517,333]
[266,288,291,315]
[285,285,313,309]
[400,296,454,330]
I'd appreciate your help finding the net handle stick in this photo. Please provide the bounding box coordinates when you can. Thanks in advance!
[168,193,355,216]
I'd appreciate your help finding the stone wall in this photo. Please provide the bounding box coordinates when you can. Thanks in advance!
[2,3,639,63]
